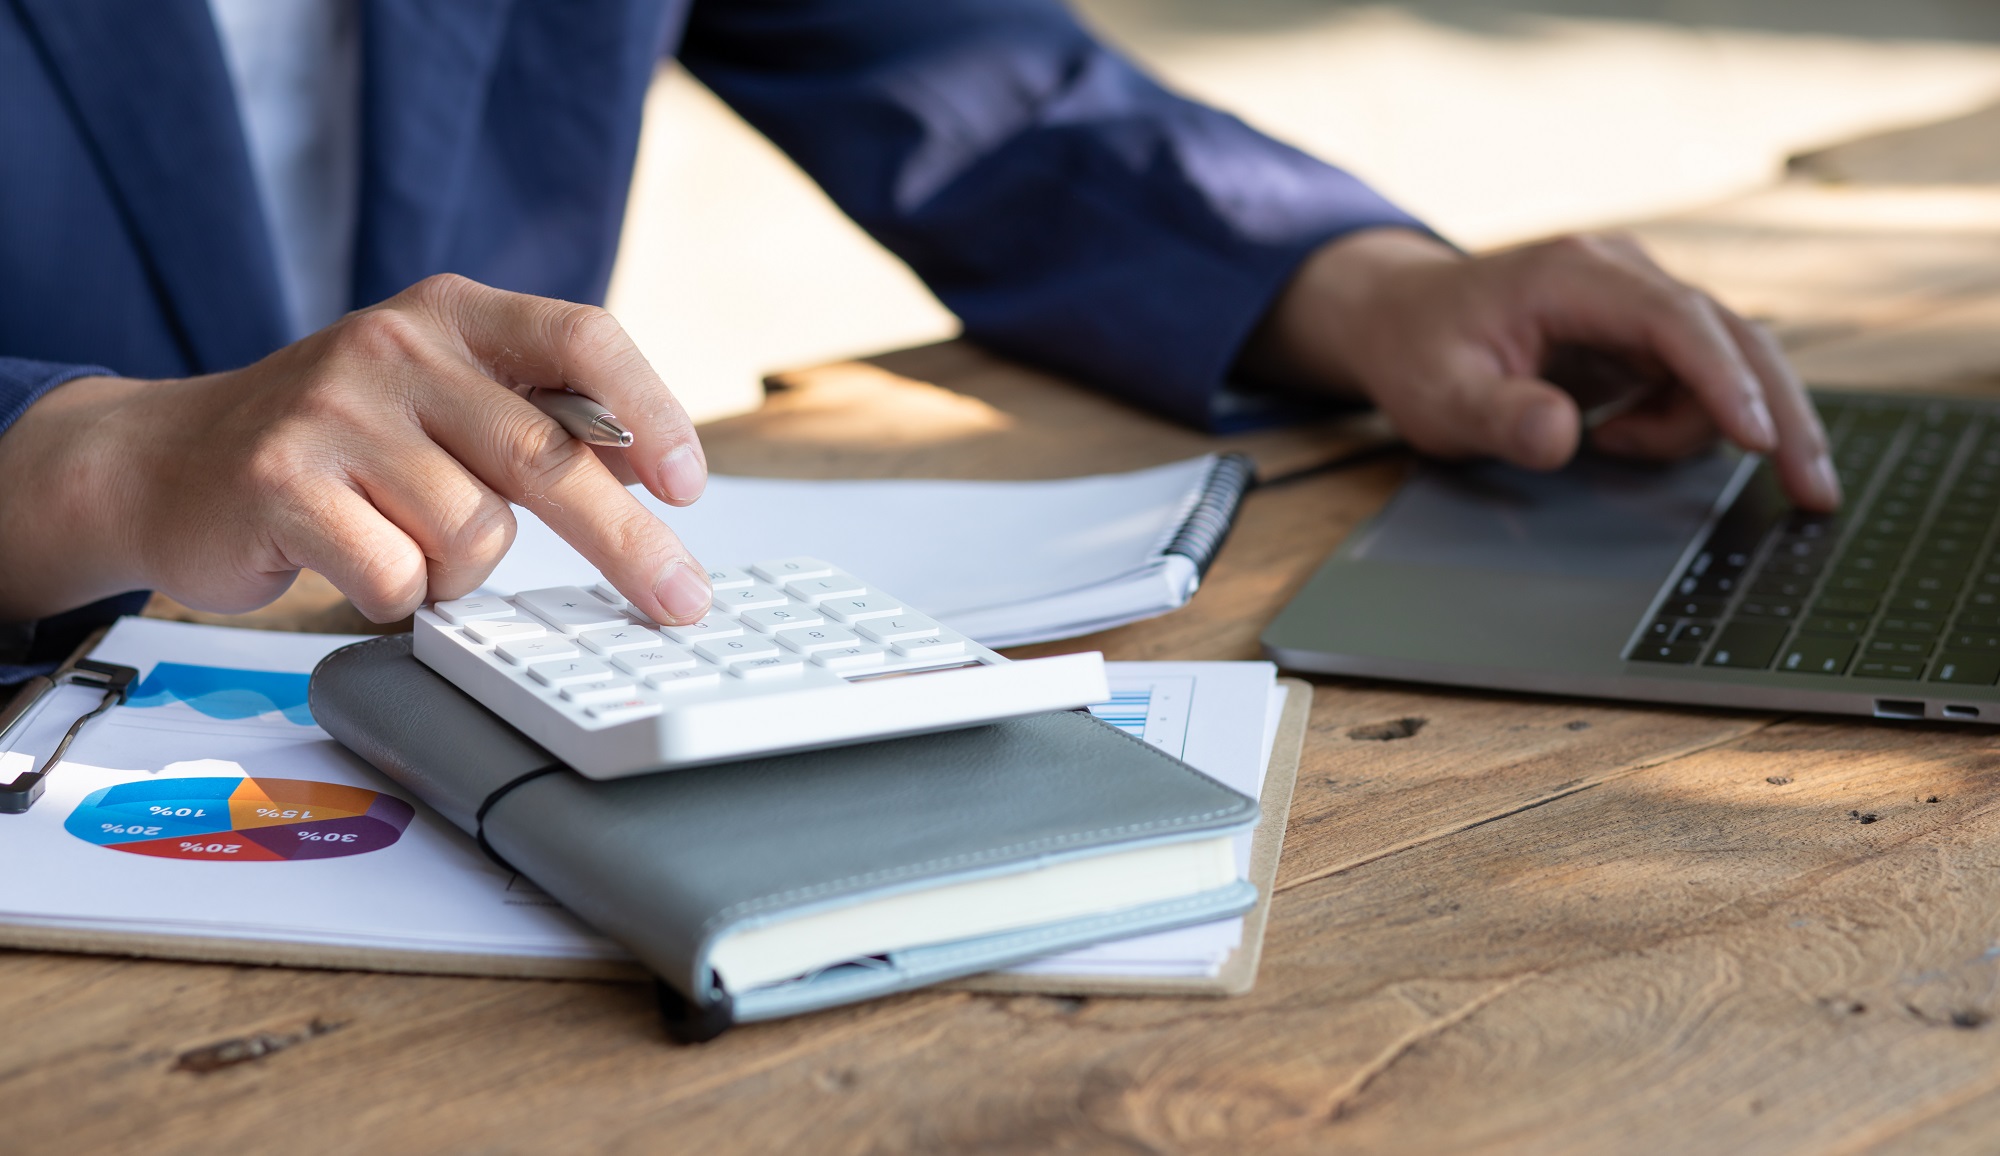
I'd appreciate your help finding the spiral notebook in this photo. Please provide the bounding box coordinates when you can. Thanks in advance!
[482,454,1256,647]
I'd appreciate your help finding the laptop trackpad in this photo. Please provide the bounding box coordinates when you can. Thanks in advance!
[1351,451,1747,583]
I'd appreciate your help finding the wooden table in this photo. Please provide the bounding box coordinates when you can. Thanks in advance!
[17,180,2000,1154]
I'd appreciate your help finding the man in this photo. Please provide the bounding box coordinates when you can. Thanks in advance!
[0,0,1837,685]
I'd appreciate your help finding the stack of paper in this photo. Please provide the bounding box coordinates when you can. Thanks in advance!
[1006,661,1285,980]
[484,455,1252,647]
[0,621,1288,990]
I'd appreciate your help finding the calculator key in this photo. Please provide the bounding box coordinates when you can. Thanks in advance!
[1705,622,1787,669]
[857,614,944,644]
[750,556,838,584]
[740,603,826,633]
[786,573,870,604]
[661,615,744,645]
[434,595,517,624]
[694,635,782,665]
[516,586,629,633]
[774,625,861,654]
[464,617,548,645]
[561,682,640,704]
[586,696,664,724]
[1932,653,2000,685]
[821,594,903,623]
[527,656,617,688]
[1779,637,1855,676]
[590,583,629,609]
[613,646,698,676]
[579,625,664,654]
[732,655,809,680]
[813,645,889,670]
[704,566,757,590]
[711,584,789,614]
[645,667,724,692]
[893,635,966,660]
[497,636,582,665]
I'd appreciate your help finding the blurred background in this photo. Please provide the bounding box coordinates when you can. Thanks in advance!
[604,0,2000,423]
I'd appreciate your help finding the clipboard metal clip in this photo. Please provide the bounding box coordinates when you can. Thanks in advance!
[0,658,139,815]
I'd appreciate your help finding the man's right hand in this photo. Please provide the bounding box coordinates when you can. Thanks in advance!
[0,274,714,625]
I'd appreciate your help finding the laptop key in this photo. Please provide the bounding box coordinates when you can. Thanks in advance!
[1948,631,2000,651]
[1737,598,1801,621]
[1903,573,1965,596]
[1801,615,1868,637]
[1889,593,1950,616]
[1816,595,1880,616]
[1779,637,1856,676]
[1876,616,1943,637]
[1673,620,1717,643]
[1856,660,1923,680]
[1866,638,1932,659]
[1706,622,1788,670]
[1659,596,1728,620]
[1631,642,1703,664]
[1932,653,2000,686]
[1749,575,1811,599]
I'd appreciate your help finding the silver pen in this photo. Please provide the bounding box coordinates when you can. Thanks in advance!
[527,389,634,448]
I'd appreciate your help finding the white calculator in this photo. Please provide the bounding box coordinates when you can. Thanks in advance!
[412,557,1108,779]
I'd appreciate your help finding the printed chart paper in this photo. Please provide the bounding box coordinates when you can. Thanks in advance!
[0,618,622,965]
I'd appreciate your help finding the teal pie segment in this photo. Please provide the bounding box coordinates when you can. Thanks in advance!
[125,663,316,726]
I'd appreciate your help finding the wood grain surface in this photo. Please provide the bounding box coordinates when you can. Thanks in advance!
[13,180,2000,1154]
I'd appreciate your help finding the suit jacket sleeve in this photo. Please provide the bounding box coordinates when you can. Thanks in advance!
[0,357,145,686]
[679,0,1430,429]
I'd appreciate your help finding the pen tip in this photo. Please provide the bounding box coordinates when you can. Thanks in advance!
[593,416,635,448]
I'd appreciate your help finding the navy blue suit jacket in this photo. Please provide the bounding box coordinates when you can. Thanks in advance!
[0,0,1422,677]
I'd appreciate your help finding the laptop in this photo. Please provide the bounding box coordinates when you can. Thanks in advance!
[1261,391,2000,723]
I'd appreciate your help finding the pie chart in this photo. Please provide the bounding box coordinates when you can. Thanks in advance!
[66,777,415,862]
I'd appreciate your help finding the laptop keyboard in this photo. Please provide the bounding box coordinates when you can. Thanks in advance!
[1628,395,2000,685]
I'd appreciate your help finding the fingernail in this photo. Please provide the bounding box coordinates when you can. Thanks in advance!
[1515,400,1571,467]
[1810,454,1843,507]
[654,558,711,623]
[1746,395,1778,449]
[660,443,707,504]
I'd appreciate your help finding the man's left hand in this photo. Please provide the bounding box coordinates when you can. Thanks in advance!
[1246,227,1841,512]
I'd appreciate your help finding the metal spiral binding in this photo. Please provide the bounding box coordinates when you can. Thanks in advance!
[1161,452,1257,581]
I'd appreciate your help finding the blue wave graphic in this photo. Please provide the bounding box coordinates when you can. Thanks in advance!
[125,663,315,726]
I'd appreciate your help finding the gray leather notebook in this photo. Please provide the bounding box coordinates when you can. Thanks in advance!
[309,635,1259,1039]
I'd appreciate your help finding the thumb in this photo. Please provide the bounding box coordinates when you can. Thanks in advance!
[1476,376,1581,471]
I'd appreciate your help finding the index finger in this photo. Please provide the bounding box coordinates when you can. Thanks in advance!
[404,274,709,509]
[1720,308,1841,511]
[1532,242,1779,457]
[407,362,714,624]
